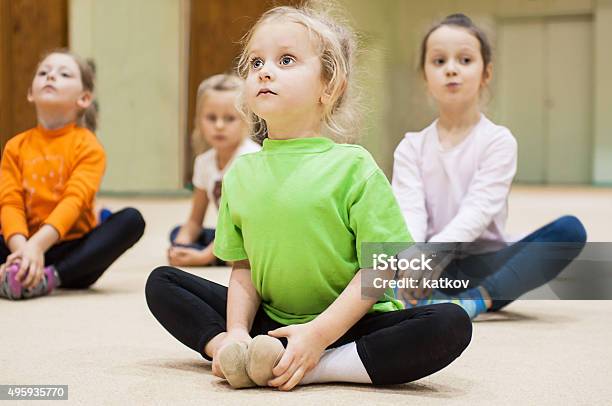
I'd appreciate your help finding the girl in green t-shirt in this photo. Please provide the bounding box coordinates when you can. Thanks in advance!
[146,4,472,391]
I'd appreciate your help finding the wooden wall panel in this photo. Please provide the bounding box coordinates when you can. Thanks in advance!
[0,1,10,150]
[0,0,67,152]
[185,0,298,183]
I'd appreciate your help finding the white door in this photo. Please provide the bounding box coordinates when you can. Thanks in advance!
[495,16,593,184]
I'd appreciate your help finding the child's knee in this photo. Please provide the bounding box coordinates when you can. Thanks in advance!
[124,207,146,233]
[145,266,175,302]
[555,215,587,243]
[115,207,146,241]
[434,303,473,353]
[145,266,175,295]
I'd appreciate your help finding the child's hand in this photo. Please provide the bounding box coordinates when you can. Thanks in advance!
[167,246,211,266]
[211,330,252,379]
[267,322,329,391]
[0,259,21,279]
[6,242,45,289]
[172,234,192,246]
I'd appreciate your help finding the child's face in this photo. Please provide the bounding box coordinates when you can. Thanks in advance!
[28,53,90,112]
[244,20,326,125]
[423,26,491,107]
[198,90,247,150]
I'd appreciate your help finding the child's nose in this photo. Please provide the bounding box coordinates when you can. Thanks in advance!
[215,118,225,128]
[445,61,458,76]
[258,62,274,81]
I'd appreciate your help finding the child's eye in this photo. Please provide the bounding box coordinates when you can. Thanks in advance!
[61,72,71,78]
[460,57,472,64]
[280,55,295,66]
[224,116,236,123]
[433,58,445,66]
[206,114,217,122]
[250,57,264,70]
[38,70,47,76]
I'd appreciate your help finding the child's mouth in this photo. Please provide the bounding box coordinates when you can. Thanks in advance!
[257,89,277,96]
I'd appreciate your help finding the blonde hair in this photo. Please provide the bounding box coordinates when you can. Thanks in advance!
[34,49,98,132]
[191,73,244,154]
[236,3,359,143]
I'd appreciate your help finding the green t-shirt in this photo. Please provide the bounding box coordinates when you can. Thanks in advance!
[214,137,412,325]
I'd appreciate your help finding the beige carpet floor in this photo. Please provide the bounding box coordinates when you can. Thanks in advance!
[2,186,611,405]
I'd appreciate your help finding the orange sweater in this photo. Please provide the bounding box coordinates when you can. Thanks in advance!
[0,123,106,242]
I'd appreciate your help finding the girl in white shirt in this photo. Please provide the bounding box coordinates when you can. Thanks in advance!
[393,14,586,318]
[168,74,260,267]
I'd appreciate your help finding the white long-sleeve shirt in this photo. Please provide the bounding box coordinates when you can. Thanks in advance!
[392,114,517,248]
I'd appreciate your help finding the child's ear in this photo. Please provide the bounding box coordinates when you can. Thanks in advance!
[482,63,493,86]
[77,91,93,109]
[320,92,332,105]
[320,79,347,106]
[320,84,333,105]
[27,87,34,103]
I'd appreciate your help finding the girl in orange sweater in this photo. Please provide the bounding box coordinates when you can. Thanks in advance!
[0,50,145,300]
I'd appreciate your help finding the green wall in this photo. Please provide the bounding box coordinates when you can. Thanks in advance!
[341,0,611,184]
[593,0,612,184]
[69,0,188,193]
[69,0,611,190]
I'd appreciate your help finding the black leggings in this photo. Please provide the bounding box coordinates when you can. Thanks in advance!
[0,207,145,288]
[145,266,472,385]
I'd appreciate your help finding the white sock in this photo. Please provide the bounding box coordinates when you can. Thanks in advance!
[300,342,372,385]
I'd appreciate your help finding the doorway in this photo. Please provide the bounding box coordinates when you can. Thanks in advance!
[0,0,68,152]
[185,0,298,185]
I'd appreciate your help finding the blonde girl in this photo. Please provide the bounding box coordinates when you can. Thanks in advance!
[168,74,259,267]
[147,5,471,391]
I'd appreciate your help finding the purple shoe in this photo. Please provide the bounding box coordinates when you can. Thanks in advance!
[5,264,23,299]
[1,264,59,300]
[43,266,59,293]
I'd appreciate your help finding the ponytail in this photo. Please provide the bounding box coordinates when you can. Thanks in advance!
[77,58,98,132]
